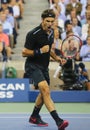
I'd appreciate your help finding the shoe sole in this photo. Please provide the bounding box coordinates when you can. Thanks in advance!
[29,120,48,127]
[37,123,48,127]
[58,120,69,130]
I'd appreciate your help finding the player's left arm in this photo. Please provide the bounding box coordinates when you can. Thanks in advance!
[50,50,66,65]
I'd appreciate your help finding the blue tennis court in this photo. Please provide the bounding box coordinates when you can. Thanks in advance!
[0,113,90,130]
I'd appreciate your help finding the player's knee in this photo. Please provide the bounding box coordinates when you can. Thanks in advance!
[38,81,50,96]
[42,87,50,97]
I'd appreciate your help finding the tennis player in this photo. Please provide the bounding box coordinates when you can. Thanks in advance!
[22,9,69,130]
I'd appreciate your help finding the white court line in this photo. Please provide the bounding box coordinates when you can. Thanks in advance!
[0,113,90,114]
[0,116,90,119]
[0,113,90,119]
[0,113,90,115]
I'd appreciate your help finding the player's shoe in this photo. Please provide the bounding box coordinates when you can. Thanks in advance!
[58,120,69,130]
[29,115,48,127]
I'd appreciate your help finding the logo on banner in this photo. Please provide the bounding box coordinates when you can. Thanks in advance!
[0,83,25,98]
[0,79,29,102]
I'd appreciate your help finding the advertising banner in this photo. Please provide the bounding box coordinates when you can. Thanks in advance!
[0,79,29,102]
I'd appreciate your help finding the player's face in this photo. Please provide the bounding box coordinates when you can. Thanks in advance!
[42,17,55,33]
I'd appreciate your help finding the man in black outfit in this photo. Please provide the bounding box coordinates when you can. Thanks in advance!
[22,9,69,130]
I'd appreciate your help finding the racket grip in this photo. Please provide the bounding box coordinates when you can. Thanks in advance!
[53,66,62,78]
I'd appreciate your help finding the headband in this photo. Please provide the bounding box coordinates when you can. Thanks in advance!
[41,9,55,19]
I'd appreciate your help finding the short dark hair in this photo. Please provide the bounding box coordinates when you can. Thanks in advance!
[41,9,56,19]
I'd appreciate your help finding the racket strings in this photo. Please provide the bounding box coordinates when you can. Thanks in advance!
[61,35,82,59]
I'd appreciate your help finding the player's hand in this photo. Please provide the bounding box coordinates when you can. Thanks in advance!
[40,45,49,53]
[60,58,67,65]
[56,56,66,65]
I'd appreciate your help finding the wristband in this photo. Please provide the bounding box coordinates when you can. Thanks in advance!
[34,49,42,56]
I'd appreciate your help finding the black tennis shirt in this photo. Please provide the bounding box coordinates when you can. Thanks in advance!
[24,24,54,68]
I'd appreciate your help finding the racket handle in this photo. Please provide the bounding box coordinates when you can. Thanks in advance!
[53,66,62,78]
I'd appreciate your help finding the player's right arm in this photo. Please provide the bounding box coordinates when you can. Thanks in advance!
[22,31,49,57]
[22,45,49,57]
[22,48,34,57]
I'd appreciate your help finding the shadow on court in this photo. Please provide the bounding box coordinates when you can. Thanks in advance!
[0,113,90,130]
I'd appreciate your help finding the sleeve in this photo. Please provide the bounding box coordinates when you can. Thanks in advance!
[24,32,35,50]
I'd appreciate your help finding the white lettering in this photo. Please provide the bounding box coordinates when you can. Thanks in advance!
[0,83,25,91]
[0,91,14,98]
[0,91,5,98]
[15,83,25,90]
[0,84,6,90]
[7,91,14,98]
[7,84,15,90]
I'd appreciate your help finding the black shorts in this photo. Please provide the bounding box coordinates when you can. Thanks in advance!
[24,63,50,88]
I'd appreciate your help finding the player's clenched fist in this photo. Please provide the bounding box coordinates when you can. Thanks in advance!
[40,45,49,53]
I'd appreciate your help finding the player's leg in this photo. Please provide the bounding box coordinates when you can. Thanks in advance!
[29,93,48,126]
[25,64,46,126]
[38,80,69,130]
[28,65,69,129]
[30,93,43,117]
[29,67,49,126]
[29,67,50,126]
[24,65,46,126]
[38,81,55,111]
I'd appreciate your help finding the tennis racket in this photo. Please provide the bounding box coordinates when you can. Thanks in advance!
[61,35,82,59]
[53,35,82,78]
